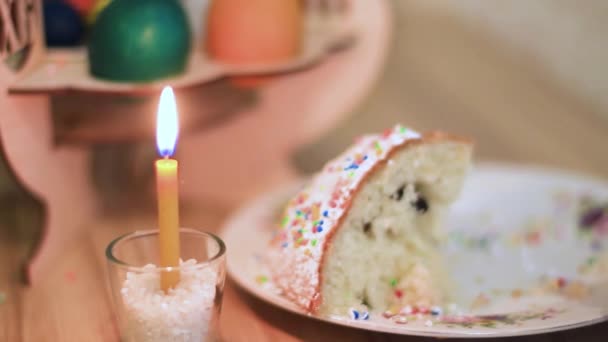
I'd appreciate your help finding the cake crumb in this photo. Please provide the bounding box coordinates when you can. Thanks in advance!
[471,293,490,310]
[511,289,523,299]
[563,281,589,300]
[393,316,408,324]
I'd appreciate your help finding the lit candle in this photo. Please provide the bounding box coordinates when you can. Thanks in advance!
[156,86,180,291]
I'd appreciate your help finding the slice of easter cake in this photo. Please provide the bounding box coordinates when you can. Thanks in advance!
[268,125,473,316]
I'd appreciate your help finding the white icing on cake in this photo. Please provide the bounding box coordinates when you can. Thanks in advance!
[269,125,422,310]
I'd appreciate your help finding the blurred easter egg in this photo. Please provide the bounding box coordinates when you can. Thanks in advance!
[86,0,112,25]
[66,0,95,16]
[43,1,85,47]
[206,0,302,64]
[88,0,191,82]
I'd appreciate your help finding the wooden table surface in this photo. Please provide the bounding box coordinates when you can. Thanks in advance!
[2,1,608,341]
[2,202,608,342]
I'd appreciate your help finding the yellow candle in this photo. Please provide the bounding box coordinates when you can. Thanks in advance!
[156,158,180,290]
[156,86,180,291]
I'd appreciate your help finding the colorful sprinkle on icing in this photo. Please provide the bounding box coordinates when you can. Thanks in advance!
[268,125,421,309]
[373,141,383,156]
[431,306,443,316]
[271,125,421,251]
[349,308,370,320]
[400,305,413,315]
[256,275,268,284]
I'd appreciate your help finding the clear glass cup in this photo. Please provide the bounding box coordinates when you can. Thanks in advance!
[106,228,226,342]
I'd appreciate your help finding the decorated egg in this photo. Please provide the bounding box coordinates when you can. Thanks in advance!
[87,0,191,82]
[66,0,96,17]
[86,0,112,25]
[206,0,302,64]
[43,1,85,47]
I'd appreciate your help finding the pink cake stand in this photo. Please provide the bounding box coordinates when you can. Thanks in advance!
[0,0,391,283]
[0,1,96,283]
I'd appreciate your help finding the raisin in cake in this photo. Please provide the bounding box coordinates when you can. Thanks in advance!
[268,125,473,315]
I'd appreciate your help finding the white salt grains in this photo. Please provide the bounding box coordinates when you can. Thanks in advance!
[120,259,219,342]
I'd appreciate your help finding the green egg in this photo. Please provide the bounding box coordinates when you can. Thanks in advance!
[88,0,191,82]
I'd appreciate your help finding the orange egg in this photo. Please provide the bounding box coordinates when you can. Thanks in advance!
[206,0,302,65]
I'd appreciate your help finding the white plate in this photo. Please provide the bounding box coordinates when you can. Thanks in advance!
[221,163,608,337]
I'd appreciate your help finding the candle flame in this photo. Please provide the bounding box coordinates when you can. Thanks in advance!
[156,86,179,157]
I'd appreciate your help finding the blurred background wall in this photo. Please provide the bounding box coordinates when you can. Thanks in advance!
[295,0,608,175]
[428,0,608,116]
